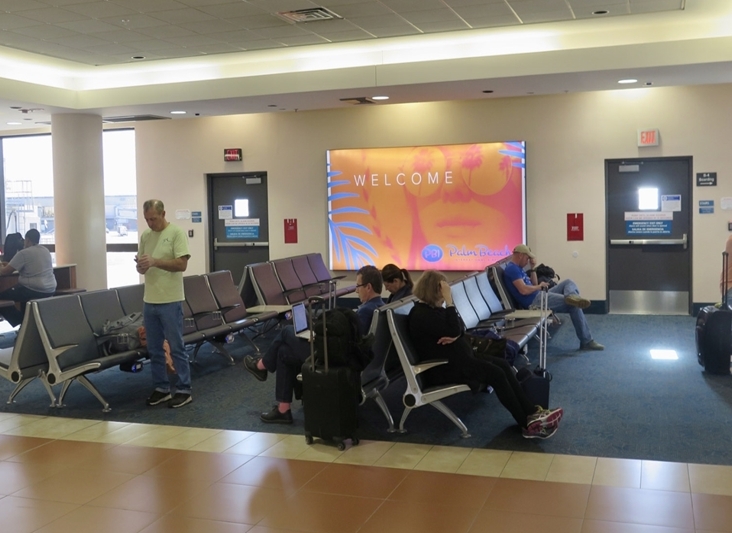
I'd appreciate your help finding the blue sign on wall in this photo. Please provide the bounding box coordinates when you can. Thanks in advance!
[626,220,672,235]
[699,200,714,214]
[226,226,259,238]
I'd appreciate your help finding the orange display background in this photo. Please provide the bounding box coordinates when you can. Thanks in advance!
[327,142,526,271]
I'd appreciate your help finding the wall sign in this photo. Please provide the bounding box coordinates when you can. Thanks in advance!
[284,218,298,244]
[567,213,583,241]
[696,172,717,186]
[637,129,660,147]
[699,200,714,214]
[224,148,242,161]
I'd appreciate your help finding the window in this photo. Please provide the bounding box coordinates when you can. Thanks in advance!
[1,129,138,288]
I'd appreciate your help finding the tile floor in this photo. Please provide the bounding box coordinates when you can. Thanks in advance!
[1,411,731,532]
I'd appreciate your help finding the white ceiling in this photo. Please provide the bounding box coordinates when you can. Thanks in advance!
[3,0,731,133]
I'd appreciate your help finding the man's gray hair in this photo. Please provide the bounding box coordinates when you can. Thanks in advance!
[143,199,164,213]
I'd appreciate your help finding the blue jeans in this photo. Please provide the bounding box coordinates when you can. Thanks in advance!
[143,301,191,395]
[0,284,54,327]
[538,279,593,345]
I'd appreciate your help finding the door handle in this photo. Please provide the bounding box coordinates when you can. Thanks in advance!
[214,238,269,250]
[610,233,687,249]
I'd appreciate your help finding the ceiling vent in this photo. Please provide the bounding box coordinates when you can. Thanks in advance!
[277,7,342,23]
[102,114,170,123]
[340,97,375,105]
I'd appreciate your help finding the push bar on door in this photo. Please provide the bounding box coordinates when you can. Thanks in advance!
[610,233,687,249]
[214,238,269,250]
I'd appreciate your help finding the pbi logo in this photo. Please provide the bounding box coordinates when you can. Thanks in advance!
[421,245,443,263]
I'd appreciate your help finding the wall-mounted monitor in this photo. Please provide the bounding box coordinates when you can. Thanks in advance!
[327,142,526,271]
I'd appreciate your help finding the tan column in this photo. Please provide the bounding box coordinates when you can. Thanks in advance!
[51,114,107,291]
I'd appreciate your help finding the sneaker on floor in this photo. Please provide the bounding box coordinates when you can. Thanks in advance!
[260,406,293,424]
[146,390,172,406]
[522,423,559,439]
[564,294,591,309]
[580,340,605,351]
[244,355,268,382]
[527,406,564,427]
[168,392,192,408]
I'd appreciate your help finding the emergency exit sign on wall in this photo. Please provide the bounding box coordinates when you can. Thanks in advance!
[637,129,660,147]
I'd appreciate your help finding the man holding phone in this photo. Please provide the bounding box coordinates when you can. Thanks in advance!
[503,244,603,351]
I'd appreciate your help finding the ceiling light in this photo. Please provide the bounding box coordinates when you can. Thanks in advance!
[7,122,21,125]
[593,10,609,15]
[131,56,145,60]
[482,90,494,94]
[618,79,638,84]
[170,110,186,115]
[371,95,389,101]
[650,349,678,360]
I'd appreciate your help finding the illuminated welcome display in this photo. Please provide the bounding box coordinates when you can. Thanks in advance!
[326,142,527,271]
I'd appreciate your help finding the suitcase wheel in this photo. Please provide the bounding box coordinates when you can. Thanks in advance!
[305,433,313,445]
[337,440,346,451]
[352,437,359,446]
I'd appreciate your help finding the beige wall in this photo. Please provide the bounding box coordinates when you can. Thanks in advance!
[135,84,732,304]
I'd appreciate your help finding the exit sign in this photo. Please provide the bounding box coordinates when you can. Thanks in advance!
[638,129,660,147]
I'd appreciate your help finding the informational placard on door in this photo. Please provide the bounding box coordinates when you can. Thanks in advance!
[225,218,259,238]
[218,205,232,219]
[661,194,681,212]
[625,211,673,235]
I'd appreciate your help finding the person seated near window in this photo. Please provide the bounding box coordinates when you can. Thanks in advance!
[381,263,414,303]
[503,244,604,351]
[408,270,563,439]
[244,265,385,424]
[0,229,57,326]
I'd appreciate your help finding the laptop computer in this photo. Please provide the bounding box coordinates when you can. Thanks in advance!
[292,302,312,340]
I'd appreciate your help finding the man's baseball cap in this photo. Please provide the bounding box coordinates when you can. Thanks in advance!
[513,244,535,259]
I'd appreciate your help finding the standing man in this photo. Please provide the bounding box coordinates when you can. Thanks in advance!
[0,228,56,326]
[136,199,192,408]
[503,244,604,351]
[720,235,732,304]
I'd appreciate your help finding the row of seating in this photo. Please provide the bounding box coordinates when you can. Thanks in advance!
[243,253,356,308]
[364,268,550,438]
[0,270,276,412]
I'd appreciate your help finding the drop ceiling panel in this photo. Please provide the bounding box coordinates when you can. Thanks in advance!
[63,2,137,19]
[0,13,42,30]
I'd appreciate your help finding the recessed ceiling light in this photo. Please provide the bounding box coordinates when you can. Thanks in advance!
[170,110,186,115]
[618,79,638,84]
[593,10,609,15]
[371,95,389,101]
[7,122,21,125]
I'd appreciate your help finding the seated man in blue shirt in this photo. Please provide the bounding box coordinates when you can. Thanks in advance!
[503,244,603,351]
[244,265,385,424]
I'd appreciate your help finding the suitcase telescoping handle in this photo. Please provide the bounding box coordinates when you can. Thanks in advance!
[307,296,327,372]
[724,251,729,310]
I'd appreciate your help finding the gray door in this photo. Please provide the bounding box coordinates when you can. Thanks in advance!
[606,157,692,315]
[208,172,269,285]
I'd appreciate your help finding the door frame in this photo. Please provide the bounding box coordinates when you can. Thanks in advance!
[604,156,693,315]
[206,171,269,278]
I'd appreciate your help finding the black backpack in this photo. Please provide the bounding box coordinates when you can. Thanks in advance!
[312,307,374,372]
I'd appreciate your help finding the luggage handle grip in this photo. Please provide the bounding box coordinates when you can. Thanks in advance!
[307,296,327,372]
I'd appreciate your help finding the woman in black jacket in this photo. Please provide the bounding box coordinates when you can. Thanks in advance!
[408,270,563,439]
[382,264,414,303]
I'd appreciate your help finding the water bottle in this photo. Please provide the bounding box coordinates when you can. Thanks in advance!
[225,333,235,344]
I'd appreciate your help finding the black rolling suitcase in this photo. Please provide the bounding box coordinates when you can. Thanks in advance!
[517,287,551,408]
[302,296,360,450]
[696,251,732,375]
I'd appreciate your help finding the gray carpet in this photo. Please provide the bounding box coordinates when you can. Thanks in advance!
[2,313,731,466]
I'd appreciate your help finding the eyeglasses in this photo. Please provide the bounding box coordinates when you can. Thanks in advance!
[355,283,367,289]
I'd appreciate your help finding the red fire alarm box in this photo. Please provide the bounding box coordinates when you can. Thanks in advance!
[284,218,298,244]
[567,213,583,241]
